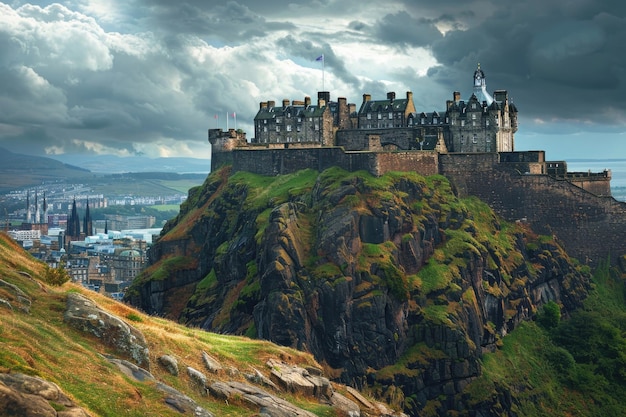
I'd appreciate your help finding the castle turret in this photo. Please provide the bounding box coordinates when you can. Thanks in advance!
[472,63,493,105]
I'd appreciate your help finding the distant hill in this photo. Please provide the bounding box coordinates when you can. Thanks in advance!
[0,149,211,193]
[0,148,91,192]
[49,153,211,174]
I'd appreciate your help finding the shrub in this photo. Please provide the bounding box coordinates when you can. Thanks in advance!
[43,264,70,286]
[536,301,560,329]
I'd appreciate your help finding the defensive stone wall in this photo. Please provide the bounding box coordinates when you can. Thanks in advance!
[336,128,417,150]
[440,154,626,265]
[229,147,439,177]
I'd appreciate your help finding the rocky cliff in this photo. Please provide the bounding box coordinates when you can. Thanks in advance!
[126,166,591,415]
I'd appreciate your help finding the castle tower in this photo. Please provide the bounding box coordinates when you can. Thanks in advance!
[472,63,493,105]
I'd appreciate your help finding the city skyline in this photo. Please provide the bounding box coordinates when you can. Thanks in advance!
[0,1,625,163]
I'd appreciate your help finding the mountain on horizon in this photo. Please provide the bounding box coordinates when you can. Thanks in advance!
[49,153,211,174]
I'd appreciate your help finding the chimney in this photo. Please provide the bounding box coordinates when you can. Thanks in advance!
[260,102,267,109]
[406,91,413,102]
[292,100,304,106]
[453,91,461,102]
[282,99,289,108]
[304,96,311,107]
[268,100,275,108]
[387,92,396,103]
[363,94,371,102]
[318,91,330,104]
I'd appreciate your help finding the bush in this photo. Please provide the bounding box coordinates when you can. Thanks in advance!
[537,301,560,329]
[43,264,70,286]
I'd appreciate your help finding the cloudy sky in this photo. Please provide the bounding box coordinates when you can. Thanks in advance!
[1,0,625,163]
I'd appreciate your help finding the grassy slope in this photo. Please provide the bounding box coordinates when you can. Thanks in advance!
[466,257,626,417]
[0,232,338,417]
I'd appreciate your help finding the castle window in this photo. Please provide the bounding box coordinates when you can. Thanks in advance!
[472,103,476,109]
[263,126,267,133]
[367,113,372,120]
[297,117,302,123]
[287,125,292,132]
[461,120,465,127]
[486,120,490,126]
[472,134,477,144]
[287,112,291,118]
[275,126,280,132]
[378,113,382,119]
[314,124,319,131]
[472,114,476,120]
[433,117,438,124]
[388,112,393,119]
[297,125,301,132]
[264,119,267,124]
[276,117,282,124]
[421,118,425,124]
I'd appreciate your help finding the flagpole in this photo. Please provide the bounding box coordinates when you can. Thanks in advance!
[226,112,229,130]
[234,112,237,130]
[322,54,325,91]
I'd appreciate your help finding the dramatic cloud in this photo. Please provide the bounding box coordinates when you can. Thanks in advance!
[0,0,625,160]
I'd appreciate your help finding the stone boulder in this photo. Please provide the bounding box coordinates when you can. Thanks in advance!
[208,380,317,417]
[266,359,332,400]
[102,355,213,416]
[158,354,179,376]
[0,279,32,313]
[0,373,90,417]
[201,351,223,374]
[64,292,149,369]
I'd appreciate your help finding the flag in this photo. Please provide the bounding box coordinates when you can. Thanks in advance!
[316,55,324,61]
[231,112,236,118]
[214,114,218,119]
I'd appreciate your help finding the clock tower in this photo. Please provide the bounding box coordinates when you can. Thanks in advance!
[472,63,493,105]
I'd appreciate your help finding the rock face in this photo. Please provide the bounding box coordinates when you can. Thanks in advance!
[126,167,591,415]
[64,292,150,368]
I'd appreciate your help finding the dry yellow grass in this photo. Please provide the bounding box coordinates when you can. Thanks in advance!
[0,232,327,416]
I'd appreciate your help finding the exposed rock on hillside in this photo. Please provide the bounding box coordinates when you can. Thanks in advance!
[0,233,404,417]
[64,292,150,368]
[126,167,591,415]
[0,373,91,417]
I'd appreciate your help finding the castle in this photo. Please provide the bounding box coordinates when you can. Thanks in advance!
[207,64,626,267]
[208,64,609,197]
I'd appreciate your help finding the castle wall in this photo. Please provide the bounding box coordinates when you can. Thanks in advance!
[374,152,439,176]
[336,128,418,150]
[229,147,438,178]
[439,154,626,265]
[230,148,374,176]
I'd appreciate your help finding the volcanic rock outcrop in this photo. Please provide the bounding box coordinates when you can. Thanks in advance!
[126,167,591,415]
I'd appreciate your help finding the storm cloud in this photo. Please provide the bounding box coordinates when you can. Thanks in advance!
[0,0,625,159]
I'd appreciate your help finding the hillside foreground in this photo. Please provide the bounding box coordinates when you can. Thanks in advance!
[0,232,404,416]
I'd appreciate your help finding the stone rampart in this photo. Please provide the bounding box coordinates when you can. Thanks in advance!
[229,147,438,177]
[336,128,417,150]
[439,154,626,265]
